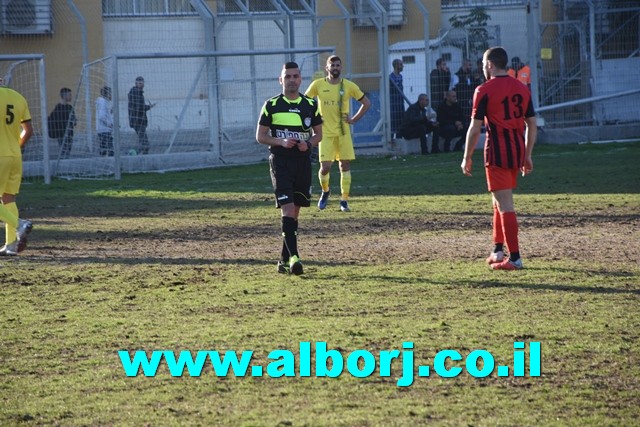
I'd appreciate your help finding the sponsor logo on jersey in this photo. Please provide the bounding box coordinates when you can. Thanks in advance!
[276,129,311,141]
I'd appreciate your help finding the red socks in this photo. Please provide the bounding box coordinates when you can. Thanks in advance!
[500,211,519,255]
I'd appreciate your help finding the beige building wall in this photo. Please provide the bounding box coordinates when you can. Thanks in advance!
[313,0,440,91]
[2,0,556,111]
[316,1,440,72]
[2,0,104,112]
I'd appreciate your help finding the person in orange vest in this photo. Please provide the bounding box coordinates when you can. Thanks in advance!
[507,56,531,89]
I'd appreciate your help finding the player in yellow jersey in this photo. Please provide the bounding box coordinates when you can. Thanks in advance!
[305,55,370,212]
[0,84,34,255]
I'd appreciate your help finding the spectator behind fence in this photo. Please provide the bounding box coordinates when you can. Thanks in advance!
[399,94,438,155]
[48,87,76,159]
[434,90,465,153]
[96,86,114,157]
[507,56,531,88]
[128,76,155,155]
[430,58,451,110]
[454,59,480,129]
[389,58,405,137]
[475,58,486,84]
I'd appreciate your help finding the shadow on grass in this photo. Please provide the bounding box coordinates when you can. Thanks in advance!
[458,278,640,295]
[25,196,273,219]
[323,273,640,295]
[17,256,362,270]
[18,143,640,206]
[9,252,638,296]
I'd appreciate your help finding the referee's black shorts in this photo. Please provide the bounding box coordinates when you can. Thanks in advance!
[269,153,312,208]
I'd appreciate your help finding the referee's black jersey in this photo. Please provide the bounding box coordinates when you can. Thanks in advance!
[259,93,322,157]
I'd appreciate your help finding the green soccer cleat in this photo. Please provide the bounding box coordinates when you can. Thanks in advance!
[277,260,289,274]
[289,255,304,275]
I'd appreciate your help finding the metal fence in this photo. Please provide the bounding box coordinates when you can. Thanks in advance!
[0,54,51,183]
[539,0,640,127]
[2,0,639,181]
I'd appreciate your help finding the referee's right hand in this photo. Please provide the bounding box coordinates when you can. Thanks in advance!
[281,138,299,148]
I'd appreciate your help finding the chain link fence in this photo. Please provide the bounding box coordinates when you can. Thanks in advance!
[2,0,639,180]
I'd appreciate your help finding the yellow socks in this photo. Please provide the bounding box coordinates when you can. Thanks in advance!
[319,169,351,200]
[319,170,330,192]
[2,202,19,244]
[340,171,351,200]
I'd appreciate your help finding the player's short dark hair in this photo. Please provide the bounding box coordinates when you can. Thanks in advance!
[327,55,341,64]
[100,86,111,97]
[135,76,144,82]
[60,87,72,97]
[392,58,402,68]
[436,58,445,67]
[283,61,299,70]
[485,47,508,70]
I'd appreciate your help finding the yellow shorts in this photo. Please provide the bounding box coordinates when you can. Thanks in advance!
[0,156,22,195]
[319,135,356,162]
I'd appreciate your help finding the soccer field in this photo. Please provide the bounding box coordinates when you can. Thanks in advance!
[1,142,639,426]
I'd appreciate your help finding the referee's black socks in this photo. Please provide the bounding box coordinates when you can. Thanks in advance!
[281,216,298,261]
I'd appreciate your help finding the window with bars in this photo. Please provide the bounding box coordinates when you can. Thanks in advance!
[352,0,406,26]
[441,0,524,8]
[216,0,314,15]
[102,0,197,17]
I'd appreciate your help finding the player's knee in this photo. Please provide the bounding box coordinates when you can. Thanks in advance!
[319,163,332,175]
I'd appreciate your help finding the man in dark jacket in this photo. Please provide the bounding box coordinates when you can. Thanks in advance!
[49,87,76,159]
[128,76,155,155]
[429,58,451,110]
[454,59,480,128]
[434,90,465,153]
[399,94,438,155]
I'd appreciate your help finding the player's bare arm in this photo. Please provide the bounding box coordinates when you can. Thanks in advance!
[346,95,371,124]
[521,115,537,176]
[461,118,483,176]
[20,120,33,148]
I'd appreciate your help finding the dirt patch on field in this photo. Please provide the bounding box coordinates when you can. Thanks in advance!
[27,210,640,267]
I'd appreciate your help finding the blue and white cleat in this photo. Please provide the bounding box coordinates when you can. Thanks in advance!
[318,190,330,210]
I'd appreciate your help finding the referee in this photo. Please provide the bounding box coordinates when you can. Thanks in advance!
[256,62,323,275]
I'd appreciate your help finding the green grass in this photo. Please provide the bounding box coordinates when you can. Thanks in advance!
[1,142,639,426]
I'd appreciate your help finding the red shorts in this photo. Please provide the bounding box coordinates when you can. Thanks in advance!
[485,165,518,192]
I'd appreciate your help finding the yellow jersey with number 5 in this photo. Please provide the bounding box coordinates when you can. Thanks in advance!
[0,86,31,157]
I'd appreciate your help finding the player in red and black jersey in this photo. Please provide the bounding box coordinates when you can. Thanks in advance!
[256,62,323,275]
[461,47,537,270]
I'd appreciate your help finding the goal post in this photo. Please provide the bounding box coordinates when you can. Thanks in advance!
[91,47,333,180]
[0,54,51,184]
